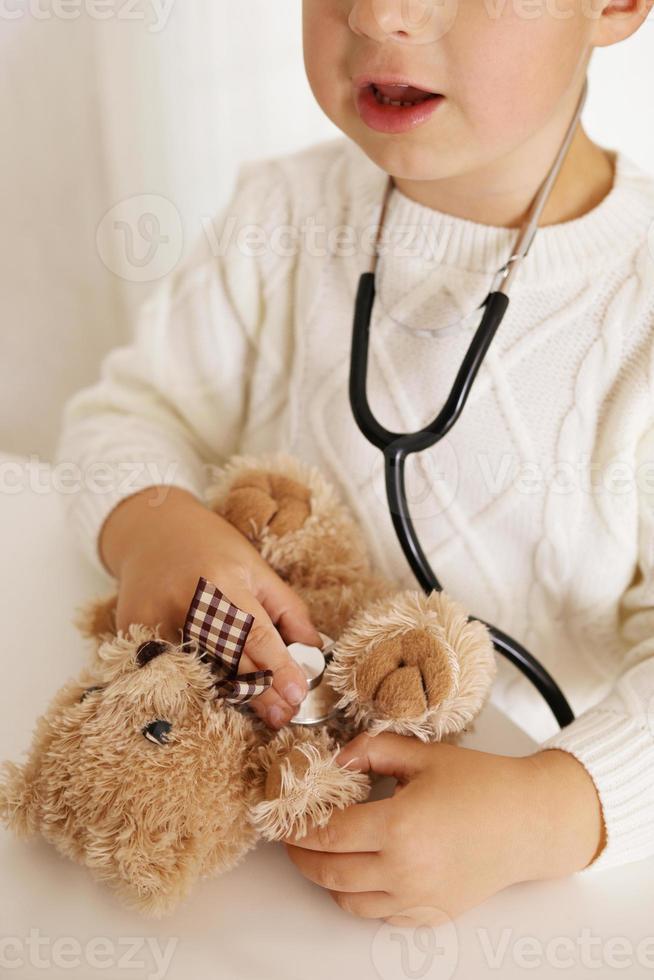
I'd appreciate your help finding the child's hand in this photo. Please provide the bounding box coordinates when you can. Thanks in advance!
[283,734,605,924]
[99,485,320,729]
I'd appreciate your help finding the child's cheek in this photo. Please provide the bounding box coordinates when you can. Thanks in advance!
[302,1,350,123]
[302,0,592,171]
[449,0,592,146]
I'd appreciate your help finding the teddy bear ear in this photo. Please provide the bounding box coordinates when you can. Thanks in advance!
[74,594,118,642]
[0,761,36,838]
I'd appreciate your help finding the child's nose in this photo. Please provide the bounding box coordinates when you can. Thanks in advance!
[348,0,447,44]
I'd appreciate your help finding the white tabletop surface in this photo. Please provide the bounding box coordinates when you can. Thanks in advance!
[1,453,653,980]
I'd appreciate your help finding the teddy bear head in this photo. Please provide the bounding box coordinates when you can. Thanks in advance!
[0,625,261,916]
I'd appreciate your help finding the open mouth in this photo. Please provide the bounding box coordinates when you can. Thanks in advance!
[355,81,444,134]
[371,82,440,107]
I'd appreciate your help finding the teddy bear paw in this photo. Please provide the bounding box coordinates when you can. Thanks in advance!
[326,590,496,742]
[356,628,456,720]
[249,738,370,842]
[220,471,311,543]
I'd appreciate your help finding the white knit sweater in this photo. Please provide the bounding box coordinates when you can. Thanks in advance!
[57,136,654,874]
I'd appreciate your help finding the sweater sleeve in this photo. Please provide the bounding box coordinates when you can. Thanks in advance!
[540,422,654,872]
[55,159,294,579]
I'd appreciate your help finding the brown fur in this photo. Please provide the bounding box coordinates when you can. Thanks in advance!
[0,452,496,916]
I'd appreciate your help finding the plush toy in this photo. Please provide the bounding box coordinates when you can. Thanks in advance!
[0,453,496,917]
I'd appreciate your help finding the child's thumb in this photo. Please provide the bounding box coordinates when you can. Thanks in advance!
[256,568,322,648]
[335,733,429,783]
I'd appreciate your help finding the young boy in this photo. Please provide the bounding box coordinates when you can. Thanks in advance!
[57,0,654,924]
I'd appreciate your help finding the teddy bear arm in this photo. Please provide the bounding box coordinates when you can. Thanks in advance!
[247,726,370,842]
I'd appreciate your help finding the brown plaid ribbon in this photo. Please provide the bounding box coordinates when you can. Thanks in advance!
[183,577,273,705]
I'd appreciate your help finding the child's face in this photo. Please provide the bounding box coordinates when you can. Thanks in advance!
[303,0,601,182]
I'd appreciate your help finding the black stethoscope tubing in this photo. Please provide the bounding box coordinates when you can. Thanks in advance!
[350,273,575,728]
[348,80,591,731]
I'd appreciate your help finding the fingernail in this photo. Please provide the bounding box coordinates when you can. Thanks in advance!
[284,683,305,706]
[268,705,285,727]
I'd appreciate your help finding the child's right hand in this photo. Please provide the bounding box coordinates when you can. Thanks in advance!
[99,484,320,730]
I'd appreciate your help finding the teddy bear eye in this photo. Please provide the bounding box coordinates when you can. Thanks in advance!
[136,640,169,667]
[79,686,104,702]
[142,720,173,745]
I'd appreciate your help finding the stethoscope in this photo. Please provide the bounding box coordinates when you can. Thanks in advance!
[346,79,592,730]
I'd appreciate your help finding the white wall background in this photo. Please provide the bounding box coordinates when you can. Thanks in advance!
[1,2,652,460]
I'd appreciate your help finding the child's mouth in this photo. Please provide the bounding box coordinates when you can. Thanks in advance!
[372,83,438,107]
[355,83,444,135]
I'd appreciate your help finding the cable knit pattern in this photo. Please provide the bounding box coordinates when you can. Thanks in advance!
[56,136,654,873]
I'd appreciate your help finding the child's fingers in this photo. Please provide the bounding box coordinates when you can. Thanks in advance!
[223,585,309,727]
[256,569,323,648]
[234,669,297,730]
[335,732,430,782]
[283,798,389,852]
[116,571,310,730]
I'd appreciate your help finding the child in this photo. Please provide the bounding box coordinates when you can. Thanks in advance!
[57,0,654,924]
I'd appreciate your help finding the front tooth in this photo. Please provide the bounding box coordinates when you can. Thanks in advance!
[376,89,424,108]
[376,91,427,108]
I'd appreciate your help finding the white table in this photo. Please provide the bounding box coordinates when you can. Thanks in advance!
[1,453,653,980]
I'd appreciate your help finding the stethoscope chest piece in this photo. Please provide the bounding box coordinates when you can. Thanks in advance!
[288,633,341,726]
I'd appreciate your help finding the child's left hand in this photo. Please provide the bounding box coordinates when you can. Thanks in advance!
[283,733,605,925]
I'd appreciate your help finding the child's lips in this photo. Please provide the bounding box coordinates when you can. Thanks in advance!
[354,83,444,135]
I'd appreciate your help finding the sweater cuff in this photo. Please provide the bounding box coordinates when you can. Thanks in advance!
[59,453,209,581]
[540,709,654,872]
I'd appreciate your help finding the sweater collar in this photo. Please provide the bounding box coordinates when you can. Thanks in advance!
[344,140,654,286]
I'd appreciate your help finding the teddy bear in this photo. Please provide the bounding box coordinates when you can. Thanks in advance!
[0,452,496,918]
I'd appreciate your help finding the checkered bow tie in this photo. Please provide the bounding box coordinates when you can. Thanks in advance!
[183,577,273,706]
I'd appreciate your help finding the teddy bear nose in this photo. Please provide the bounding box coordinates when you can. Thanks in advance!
[136,640,169,667]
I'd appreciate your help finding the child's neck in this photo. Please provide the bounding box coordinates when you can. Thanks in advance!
[392,124,615,230]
